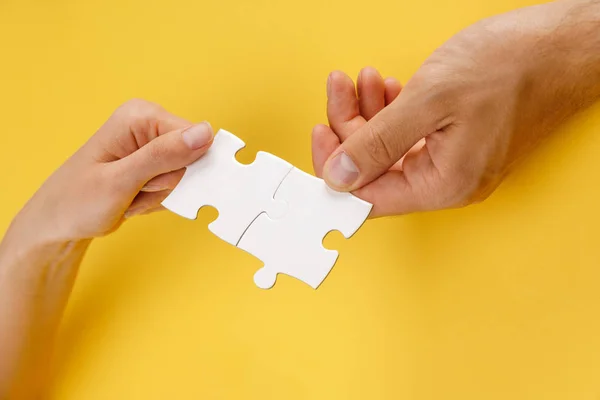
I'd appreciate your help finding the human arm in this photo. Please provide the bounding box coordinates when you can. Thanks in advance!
[312,0,600,217]
[0,100,213,398]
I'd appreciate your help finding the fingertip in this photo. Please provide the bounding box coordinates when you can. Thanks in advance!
[312,124,341,178]
[357,67,386,120]
[122,121,214,188]
[322,150,360,192]
[384,76,401,86]
[329,70,355,94]
[312,123,330,138]
[358,67,383,85]
[182,121,214,150]
[359,66,382,81]
[327,70,363,140]
[384,77,403,104]
[329,69,351,81]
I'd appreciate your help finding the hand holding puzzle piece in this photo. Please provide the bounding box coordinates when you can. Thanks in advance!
[162,129,372,289]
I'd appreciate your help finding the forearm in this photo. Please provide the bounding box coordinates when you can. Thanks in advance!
[0,99,208,397]
[527,0,600,127]
[0,213,90,398]
[552,0,600,105]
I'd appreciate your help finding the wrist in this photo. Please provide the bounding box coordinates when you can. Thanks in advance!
[9,172,100,245]
[1,209,90,266]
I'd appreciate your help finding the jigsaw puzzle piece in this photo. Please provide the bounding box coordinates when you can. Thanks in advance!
[161,129,292,246]
[237,168,372,289]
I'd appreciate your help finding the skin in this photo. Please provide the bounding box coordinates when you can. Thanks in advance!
[0,99,214,397]
[313,0,600,217]
[1,0,600,396]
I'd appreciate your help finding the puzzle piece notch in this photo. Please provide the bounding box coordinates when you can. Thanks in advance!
[237,168,373,289]
[161,129,292,246]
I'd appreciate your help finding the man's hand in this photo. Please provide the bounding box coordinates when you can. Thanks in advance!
[312,0,600,217]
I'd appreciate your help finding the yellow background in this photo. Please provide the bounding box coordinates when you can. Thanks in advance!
[2,0,600,398]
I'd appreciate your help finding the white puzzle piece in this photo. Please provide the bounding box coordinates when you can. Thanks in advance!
[161,129,293,246]
[237,168,373,289]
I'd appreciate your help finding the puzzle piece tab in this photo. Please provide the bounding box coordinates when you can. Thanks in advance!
[237,168,373,289]
[161,129,293,246]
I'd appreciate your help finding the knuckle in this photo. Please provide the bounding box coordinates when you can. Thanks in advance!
[440,165,501,209]
[117,99,163,123]
[438,172,476,209]
[124,98,151,108]
[469,190,491,205]
[114,99,166,140]
[469,176,501,204]
[409,62,460,114]
[363,122,396,168]
[411,64,447,95]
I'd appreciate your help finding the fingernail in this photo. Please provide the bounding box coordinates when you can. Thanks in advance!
[141,185,165,192]
[325,151,359,188]
[326,73,332,96]
[182,122,213,150]
[124,207,144,219]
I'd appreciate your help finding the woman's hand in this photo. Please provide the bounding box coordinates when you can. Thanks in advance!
[0,99,212,397]
[15,99,213,242]
[312,0,600,217]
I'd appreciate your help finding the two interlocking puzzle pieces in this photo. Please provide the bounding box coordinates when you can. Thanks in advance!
[162,129,372,289]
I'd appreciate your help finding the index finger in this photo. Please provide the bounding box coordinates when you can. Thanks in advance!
[88,99,193,162]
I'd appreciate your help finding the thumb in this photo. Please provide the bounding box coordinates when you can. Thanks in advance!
[322,99,430,191]
[120,122,214,188]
